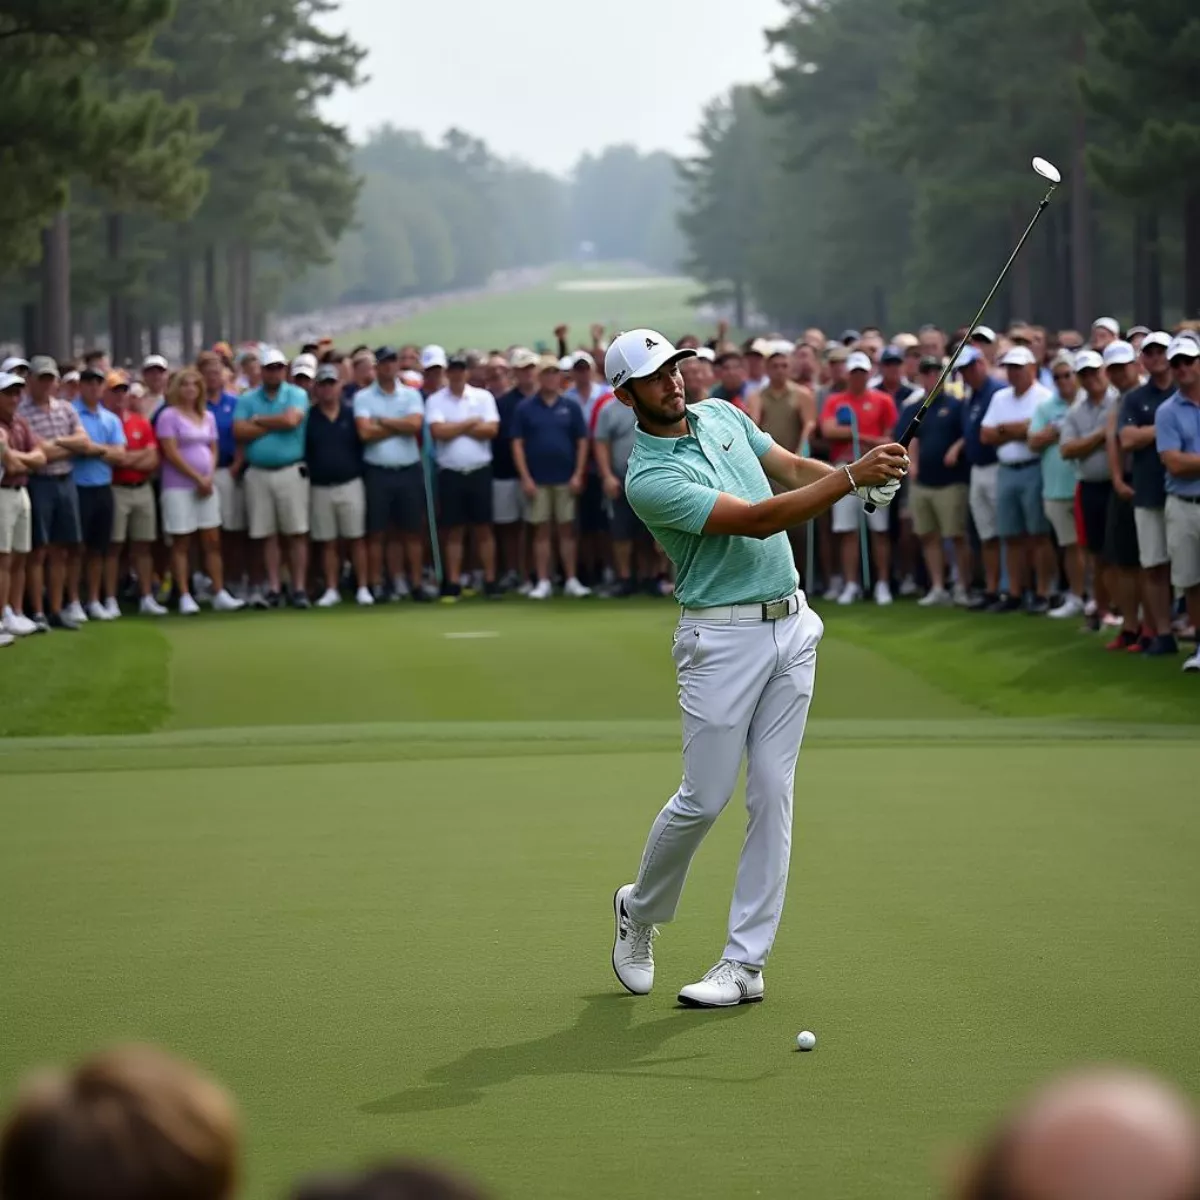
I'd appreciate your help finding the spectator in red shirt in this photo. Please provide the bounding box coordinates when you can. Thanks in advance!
[820,351,900,604]
[104,382,164,619]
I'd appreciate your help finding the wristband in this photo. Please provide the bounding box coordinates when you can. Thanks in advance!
[843,465,857,492]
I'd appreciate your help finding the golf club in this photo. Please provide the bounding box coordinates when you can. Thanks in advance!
[863,156,1061,513]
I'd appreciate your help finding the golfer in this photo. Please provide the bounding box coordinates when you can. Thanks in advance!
[606,329,908,1007]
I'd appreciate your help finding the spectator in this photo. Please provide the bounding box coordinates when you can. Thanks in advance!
[105,373,165,619]
[289,1160,489,1200]
[1031,355,1087,619]
[158,369,244,614]
[483,354,510,398]
[1,355,31,382]
[200,350,247,598]
[712,351,760,422]
[980,346,1055,613]
[959,347,1006,608]
[908,379,971,606]
[1126,324,1151,354]
[59,369,80,404]
[743,338,771,397]
[918,324,947,361]
[234,347,311,609]
[419,345,448,399]
[1119,331,1178,655]
[679,354,714,403]
[0,1044,240,1200]
[306,364,371,608]
[1057,329,1085,353]
[0,372,45,639]
[820,350,899,604]
[492,349,539,589]
[235,347,261,393]
[858,326,885,363]
[970,325,999,370]
[594,386,652,596]
[69,367,127,624]
[1156,336,1200,673]
[954,1068,1200,1200]
[876,345,919,408]
[398,344,422,373]
[563,350,613,590]
[353,346,428,602]
[1090,316,1120,351]
[290,355,317,397]
[140,354,170,418]
[512,356,589,599]
[426,353,501,601]
[343,348,376,404]
[790,340,820,391]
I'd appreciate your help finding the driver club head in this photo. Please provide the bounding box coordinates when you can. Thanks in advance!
[1032,157,1061,186]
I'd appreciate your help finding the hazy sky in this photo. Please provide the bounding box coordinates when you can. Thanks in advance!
[320,0,789,176]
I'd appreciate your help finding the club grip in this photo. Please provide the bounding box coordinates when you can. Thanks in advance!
[862,408,924,513]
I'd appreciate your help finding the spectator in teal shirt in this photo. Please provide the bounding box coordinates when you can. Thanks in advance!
[233,349,312,608]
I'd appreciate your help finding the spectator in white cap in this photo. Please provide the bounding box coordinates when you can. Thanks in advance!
[419,345,448,399]
[141,355,169,417]
[1126,324,1151,353]
[1,356,30,382]
[1155,336,1200,672]
[1091,317,1120,352]
[1118,331,1179,655]
[289,355,317,397]
[970,326,999,370]
[743,338,772,398]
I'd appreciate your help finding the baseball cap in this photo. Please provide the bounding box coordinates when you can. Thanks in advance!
[447,352,470,369]
[956,347,983,368]
[846,351,872,373]
[603,329,696,389]
[747,338,772,357]
[80,365,105,381]
[839,329,861,346]
[1073,350,1104,372]
[62,369,80,384]
[30,355,59,379]
[557,355,575,372]
[315,364,340,383]
[290,355,316,379]
[1102,340,1136,366]
[105,369,131,389]
[1000,346,1037,367]
[1141,331,1172,351]
[420,344,448,370]
[570,350,595,369]
[261,349,288,368]
[879,346,904,364]
[1092,317,1121,337]
[1126,325,1151,339]
[971,325,997,343]
[826,345,850,364]
[537,355,562,373]
[400,369,424,388]
[373,346,398,363]
[0,371,24,390]
[1,356,30,373]
[695,346,716,362]
[351,348,376,366]
[918,355,943,373]
[142,354,169,371]
[1167,336,1200,361]
[508,347,539,369]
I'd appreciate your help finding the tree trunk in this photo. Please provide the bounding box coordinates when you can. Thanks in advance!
[201,243,221,347]
[40,209,71,362]
[106,213,125,364]
[1069,32,1092,330]
[179,246,195,362]
[1184,189,1200,319]
[1146,210,1163,330]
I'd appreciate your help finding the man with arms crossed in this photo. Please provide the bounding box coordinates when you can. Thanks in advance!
[606,330,907,1007]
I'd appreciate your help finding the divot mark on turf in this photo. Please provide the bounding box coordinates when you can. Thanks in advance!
[443,631,499,640]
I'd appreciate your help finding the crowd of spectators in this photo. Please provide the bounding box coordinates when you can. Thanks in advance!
[1,314,1197,671]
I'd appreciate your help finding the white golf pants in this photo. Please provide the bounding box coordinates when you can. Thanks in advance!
[626,600,823,968]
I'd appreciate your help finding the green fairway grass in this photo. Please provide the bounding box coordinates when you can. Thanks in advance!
[2,601,1197,1199]
[337,264,706,354]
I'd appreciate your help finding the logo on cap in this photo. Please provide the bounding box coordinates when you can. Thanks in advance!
[644,337,658,350]
[612,370,627,385]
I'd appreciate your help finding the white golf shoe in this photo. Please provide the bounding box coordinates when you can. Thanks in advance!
[918,587,951,607]
[528,579,553,600]
[178,593,201,616]
[355,586,374,606]
[212,588,245,612]
[612,884,656,996]
[873,580,894,606]
[677,959,764,1008]
[1182,651,1200,673]
[316,587,341,608]
[836,581,861,606]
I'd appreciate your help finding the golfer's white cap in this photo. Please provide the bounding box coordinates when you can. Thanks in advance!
[846,351,872,373]
[0,371,24,390]
[1000,346,1037,367]
[971,325,997,343]
[1102,340,1136,366]
[1141,331,1172,351]
[1092,316,1121,336]
[1074,349,1104,372]
[1167,335,1200,360]
[604,329,696,389]
[420,344,448,370]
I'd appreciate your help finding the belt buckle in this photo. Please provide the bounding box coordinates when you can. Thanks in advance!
[761,598,789,621]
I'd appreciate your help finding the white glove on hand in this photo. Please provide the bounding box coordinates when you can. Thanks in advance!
[855,478,902,507]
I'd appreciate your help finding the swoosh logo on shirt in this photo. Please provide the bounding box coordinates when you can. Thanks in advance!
[722,440,733,451]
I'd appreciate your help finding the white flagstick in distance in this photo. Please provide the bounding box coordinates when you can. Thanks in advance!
[863,157,1062,512]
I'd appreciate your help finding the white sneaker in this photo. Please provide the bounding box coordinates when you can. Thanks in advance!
[178,593,201,615]
[104,597,122,619]
[86,600,114,621]
[1048,593,1085,619]
[899,575,920,597]
[822,575,844,602]
[518,580,534,597]
[677,959,764,1009]
[952,584,971,607]
[0,631,13,648]
[212,589,244,612]
[837,581,861,606]
[316,587,341,608]
[140,595,168,617]
[529,579,552,600]
[612,885,656,996]
[563,576,591,598]
[874,581,894,606]
[392,576,411,600]
[2,609,34,637]
[65,600,88,623]
[918,587,951,607]
[1084,598,1098,618]
[1183,651,1200,673]
[355,586,374,606]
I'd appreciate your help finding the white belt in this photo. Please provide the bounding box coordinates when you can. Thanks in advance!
[680,590,805,624]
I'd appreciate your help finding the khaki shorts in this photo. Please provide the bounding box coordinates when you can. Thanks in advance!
[111,484,157,543]
[1164,495,1200,590]
[969,463,999,541]
[525,484,576,525]
[1133,506,1168,570]
[310,478,366,542]
[1043,497,1077,548]
[214,466,246,533]
[910,482,968,538]
[0,486,31,554]
[244,463,310,539]
[161,487,221,536]
[831,491,889,535]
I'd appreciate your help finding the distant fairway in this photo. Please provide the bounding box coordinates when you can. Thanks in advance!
[340,264,707,353]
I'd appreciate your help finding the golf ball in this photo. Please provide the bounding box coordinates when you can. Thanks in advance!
[796,1030,816,1052]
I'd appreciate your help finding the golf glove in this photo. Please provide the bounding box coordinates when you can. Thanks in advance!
[855,479,901,508]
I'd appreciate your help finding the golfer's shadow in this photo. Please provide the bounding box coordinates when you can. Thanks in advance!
[362,993,764,1115]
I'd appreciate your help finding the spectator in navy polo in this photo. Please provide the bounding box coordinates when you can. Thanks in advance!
[233,348,312,609]
[492,348,539,589]
[426,353,502,601]
[353,346,428,602]
[959,347,1005,608]
[1119,331,1178,655]
[307,364,371,608]
[512,356,590,601]
[1156,336,1200,673]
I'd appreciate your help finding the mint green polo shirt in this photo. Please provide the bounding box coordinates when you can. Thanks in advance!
[625,399,798,608]
[234,382,309,468]
[1030,392,1078,501]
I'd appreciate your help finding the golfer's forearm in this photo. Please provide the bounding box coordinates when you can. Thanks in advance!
[781,457,837,490]
[748,470,853,537]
